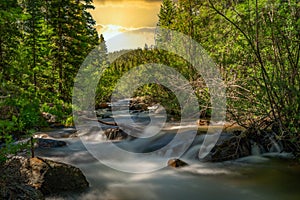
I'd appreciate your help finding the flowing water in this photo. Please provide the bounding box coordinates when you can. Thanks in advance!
[35,110,300,200]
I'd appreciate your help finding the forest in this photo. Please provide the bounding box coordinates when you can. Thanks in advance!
[1,0,300,199]
[0,0,100,161]
[0,0,299,180]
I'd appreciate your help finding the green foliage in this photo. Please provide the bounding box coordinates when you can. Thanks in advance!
[63,116,74,127]
[1,0,299,159]
[155,0,299,152]
[17,98,43,130]
[95,47,210,118]
[40,100,73,122]
[0,119,33,164]
[209,0,299,130]
[155,0,300,153]
[0,0,100,161]
[0,0,23,81]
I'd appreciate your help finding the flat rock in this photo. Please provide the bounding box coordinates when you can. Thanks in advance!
[36,138,67,148]
[47,128,77,138]
[34,128,77,139]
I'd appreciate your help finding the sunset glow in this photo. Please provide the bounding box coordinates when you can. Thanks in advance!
[90,0,162,51]
[100,24,125,40]
[100,25,156,52]
[91,0,161,27]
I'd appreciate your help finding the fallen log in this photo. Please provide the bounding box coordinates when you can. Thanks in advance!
[79,115,118,126]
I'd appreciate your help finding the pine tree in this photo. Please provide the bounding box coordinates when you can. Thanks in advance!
[156,0,177,44]
[99,34,108,61]
[47,0,99,101]
[22,0,48,93]
[0,0,22,83]
[157,0,177,28]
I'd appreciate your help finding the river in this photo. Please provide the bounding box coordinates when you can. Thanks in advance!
[34,109,300,200]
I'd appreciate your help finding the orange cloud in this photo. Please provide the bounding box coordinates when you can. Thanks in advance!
[90,0,162,27]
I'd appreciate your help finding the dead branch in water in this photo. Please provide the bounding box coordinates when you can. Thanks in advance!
[97,119,118,126]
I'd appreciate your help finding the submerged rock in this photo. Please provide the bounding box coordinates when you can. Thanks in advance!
[168,159,188,168]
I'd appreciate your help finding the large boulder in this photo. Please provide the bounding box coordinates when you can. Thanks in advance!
[21,157,89,195]
[0,157,44,200]
[1,156,89,198]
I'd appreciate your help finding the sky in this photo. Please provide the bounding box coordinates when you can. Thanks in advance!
[90,0,163,52]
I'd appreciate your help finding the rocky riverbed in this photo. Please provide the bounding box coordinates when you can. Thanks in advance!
[2,105,299,199]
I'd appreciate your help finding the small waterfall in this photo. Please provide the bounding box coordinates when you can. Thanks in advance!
[250,141,261,155]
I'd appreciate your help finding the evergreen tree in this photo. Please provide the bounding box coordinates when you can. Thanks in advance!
[156,0,177,44]
[0,0,22,84]
[47,0,99,101]
[99,34,108,62]
[157,0,177,28]
[22,0,49,94]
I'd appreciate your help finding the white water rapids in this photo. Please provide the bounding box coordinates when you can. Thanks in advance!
[35,111,300,200]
